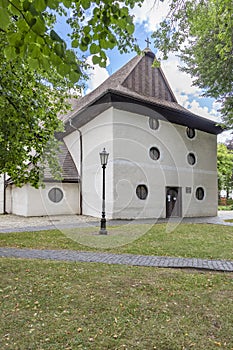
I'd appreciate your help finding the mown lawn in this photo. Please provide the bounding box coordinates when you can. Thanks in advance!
[0,223,233,260]
[0,258,233,350]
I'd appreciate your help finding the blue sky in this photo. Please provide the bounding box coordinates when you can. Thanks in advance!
[55,0,229,142]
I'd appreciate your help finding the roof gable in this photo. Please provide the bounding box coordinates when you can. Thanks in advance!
[60,49,222,136]
[122,50,177,102]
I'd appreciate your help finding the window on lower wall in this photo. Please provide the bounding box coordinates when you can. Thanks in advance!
[48,187,64,203]
[196,187,205,200]
[136,184,148,200]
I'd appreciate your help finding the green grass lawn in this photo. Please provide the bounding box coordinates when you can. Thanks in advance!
[0,223,233,260]
[0,258,233,350]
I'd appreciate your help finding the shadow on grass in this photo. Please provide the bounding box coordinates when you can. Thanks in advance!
[63,224,153,249]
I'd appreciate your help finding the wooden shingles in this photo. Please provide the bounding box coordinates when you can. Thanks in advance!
[43,142,79,183]
[60,48,222,135]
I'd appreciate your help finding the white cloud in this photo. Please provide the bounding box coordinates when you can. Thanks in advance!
[218,130,232,143]
[131,0,171,31]
[159,54,221,123]
[161,54,200,99]
[85,55,110,95]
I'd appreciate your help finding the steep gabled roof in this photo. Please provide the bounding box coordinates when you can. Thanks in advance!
[61,49,177,122]
[43,141,79,183]
[59,48,222,135]
[6,141,80,185]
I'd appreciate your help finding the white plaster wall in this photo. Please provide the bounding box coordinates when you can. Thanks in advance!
[63,131,81,172]
[10,183,79,217]
[80,108,114,218]
[6,185,12,214]
[111,108,218,218]
[0,175,4,214]
[11,185,28,216]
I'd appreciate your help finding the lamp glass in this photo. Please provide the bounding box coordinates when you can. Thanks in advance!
[99,148,109,166]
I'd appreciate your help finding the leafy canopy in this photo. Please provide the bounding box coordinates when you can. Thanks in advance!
[0,0,142,80]
[217,143,233,193]
[152,0,233,126]
[1,0,232,187]
[0,31,73,187]
[0,0,143,186]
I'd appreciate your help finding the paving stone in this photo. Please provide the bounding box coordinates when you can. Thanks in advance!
[0,247,232,272]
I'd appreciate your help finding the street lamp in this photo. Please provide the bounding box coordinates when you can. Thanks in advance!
[99,148,109,235]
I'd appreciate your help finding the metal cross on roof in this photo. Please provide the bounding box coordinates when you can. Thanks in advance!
[145,37,151,48]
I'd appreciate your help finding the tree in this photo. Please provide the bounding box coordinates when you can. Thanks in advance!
[0,0,142,81]
[0,31,72,187]
[152,0,233,126]
[0,0,142,186]
[217,143,233,198]
[2,0,232,186]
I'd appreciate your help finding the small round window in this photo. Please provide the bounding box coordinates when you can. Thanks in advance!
[136,185,148,200]
[187,153,196,165]
[196,187,205,200]
[48,188,64,203]
[186,127,195,139]
[149,147,160,160]
[149,117,159,130]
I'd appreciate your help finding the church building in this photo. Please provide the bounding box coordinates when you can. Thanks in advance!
[3,48,222,218]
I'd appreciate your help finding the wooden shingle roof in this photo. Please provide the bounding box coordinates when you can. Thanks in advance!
[60,48,222,135]
[43,141,79,183]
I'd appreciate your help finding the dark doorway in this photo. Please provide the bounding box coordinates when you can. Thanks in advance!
[166,187,182,218]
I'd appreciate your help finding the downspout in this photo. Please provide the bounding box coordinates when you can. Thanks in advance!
[69,119,83,215]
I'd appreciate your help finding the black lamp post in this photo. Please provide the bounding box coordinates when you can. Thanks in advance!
[99,148,109,235]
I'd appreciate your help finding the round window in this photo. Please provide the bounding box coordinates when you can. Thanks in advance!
[48,188,64,203]
[187,153,196,165]
[196,187,205,200]
[186,127,196,139]
[136,185,148,200]
[149,147,160,160]
[149,117,159,130]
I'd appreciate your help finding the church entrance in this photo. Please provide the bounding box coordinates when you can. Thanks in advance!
[166,187,182,218]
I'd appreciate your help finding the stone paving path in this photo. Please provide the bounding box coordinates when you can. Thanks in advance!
[0,212,232,272]
[0,247,233,272]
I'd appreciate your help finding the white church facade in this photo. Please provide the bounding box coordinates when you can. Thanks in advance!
[2,48,222,218]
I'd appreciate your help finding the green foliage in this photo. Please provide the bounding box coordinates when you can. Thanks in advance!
[1,0,142,80]
[218,205,233,211]
[67,0,142,66]
[0,32,73,187]
[153,0,233,125]
[217,143,233,193]
[0,0,143,185]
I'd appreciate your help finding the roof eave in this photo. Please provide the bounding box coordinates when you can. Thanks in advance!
[60,90,223,137]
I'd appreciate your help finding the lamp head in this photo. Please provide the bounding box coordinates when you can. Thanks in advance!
[99,148,109,166]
